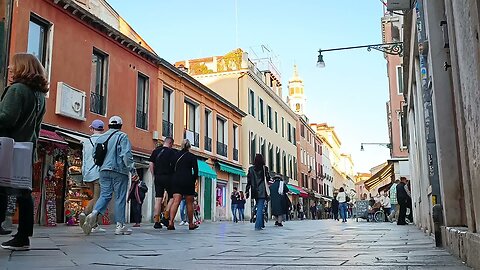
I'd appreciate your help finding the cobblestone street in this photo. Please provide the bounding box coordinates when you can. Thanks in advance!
[0,219,471,270]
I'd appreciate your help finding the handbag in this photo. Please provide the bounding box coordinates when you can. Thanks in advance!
[263,166,270,197]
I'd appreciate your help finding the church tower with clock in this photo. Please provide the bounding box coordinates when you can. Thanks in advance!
[287,65,306,115]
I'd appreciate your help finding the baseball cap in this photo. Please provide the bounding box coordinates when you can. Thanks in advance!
[109,115,123,125]
[89,119,104,130]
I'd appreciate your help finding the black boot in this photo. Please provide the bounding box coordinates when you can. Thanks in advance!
[0,226,12,235]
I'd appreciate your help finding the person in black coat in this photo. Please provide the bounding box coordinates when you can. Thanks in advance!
[246,154,270,230]
[396,177,410,225]
[269,176,289,227]
[128,177,148,227]
[168,139,199,230]
[332,197,339,221]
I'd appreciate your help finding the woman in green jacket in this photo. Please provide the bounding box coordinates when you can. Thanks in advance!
[0,53,48,251]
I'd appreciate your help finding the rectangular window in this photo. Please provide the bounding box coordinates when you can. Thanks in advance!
[162,88,173,137]
[136,73,149,130]
[269,145,274,170]
[282,117,285,137]
[90,49,108,115]
[28,15,51,68]
[217,118,227,157]
[276,148,281,173]
[205,110,212,151]
[267,106,272,129]
[293,127,296,145]
[287,123,292,142]
[250,133,257,164]
[233,125,239,161]
[301,125,305,138]
[248,89,255,116]
[396,66,404,94]
[275,112,278,133]
[259,98,265,123]
[184,100,199,147]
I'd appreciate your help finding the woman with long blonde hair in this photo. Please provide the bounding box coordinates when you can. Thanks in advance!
[0,53,48,250]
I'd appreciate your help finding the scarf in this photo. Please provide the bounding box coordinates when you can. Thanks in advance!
[278,180,284,195]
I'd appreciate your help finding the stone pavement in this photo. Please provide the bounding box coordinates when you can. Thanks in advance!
[0,219,472,270]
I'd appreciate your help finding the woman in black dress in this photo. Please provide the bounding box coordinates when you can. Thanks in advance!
[168,139,199,230]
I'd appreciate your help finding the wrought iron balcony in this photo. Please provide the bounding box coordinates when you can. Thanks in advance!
[205,136,212,152]
[90,92,105,115]
[136,110,148,130]
[184,129,200,147]
[217,141,228,157]
[162,120,173,137]
[233,148,239,161]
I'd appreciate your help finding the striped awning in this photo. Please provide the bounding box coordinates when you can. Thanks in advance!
[364,163,394,191]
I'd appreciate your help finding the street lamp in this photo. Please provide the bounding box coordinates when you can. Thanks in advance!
[317,42,403,68]
[360,142,392,151]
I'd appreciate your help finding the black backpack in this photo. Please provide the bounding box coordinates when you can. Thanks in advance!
[93,130,119,166]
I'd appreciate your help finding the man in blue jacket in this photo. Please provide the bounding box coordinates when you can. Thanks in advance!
[82,116,138,235]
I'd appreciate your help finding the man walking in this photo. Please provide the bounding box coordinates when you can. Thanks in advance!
[230,187,239,223]
[149,136,176,229]
[82,116,138,235]
[396,177,410,225]
[79,120,105,233]
[388,179,399,222]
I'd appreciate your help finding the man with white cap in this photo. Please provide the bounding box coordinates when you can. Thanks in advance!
[79,120,106,233]
[82,116,139,235]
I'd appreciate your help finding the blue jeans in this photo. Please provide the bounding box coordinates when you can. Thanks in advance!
[94,171,129,224]
[238,208,245,221]
[180,199,186,222]
[255,199,265,230]
[339,202,348,222]
[231,204,238,222]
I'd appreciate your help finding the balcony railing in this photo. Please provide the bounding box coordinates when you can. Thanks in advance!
[205,136,212,152]
[184,129,200,147]
[217,141,227,157]
[233,148,239,161]
[136,110,148,130]
[90,92,105,115]
[162,120,173,137]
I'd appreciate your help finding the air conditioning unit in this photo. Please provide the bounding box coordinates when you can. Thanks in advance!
[387,0,413,11]
[55,82,86,121]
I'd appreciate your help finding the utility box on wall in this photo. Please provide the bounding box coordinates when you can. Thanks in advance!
[55,82,86,121]
[387,0,413,11]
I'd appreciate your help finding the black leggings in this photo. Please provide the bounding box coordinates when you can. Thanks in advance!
[0,187,33,238]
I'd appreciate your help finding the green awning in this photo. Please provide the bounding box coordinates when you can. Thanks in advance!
[287,184,301,195]
[217,162,246,177]
[197,160,217,179]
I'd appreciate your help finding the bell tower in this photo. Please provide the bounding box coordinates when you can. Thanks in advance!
[287,65,306,115]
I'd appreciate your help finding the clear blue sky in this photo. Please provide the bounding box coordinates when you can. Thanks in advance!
[108,0,391,173]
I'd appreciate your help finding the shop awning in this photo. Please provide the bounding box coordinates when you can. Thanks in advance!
[39,129,68,145]
[56,131,87,144]
[217,162,246,177]
[286,184,309,198]
[198,160,217,179]
[322,196,333,202]
[364,163,394,191]
[378,182,394,193]
[314,192,322,199]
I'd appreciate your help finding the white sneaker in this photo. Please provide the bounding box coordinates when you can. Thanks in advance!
[82,212,98,235]
[115,224,132,235]
[91,226,106,233]
[184,222,189,226]
[78,213,86,227]
[179,221,185,226]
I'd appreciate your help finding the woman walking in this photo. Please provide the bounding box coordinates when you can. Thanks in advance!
[332,197,339,221]
[0,53,48,250]
[269,176,289,227]
[128,177,148,227]
[168,139,199,230]
[337,187,348,223]
[246,154,270,231]
[237,191,246,222]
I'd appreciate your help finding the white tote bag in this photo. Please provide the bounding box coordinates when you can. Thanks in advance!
[0,137,33,190]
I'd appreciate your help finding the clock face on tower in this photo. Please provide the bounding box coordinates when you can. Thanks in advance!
[296,103,301,112]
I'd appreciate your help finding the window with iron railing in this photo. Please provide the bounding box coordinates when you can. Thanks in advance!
[217,141,227,157]
[90,50,108,115]
[184,129,199,147]
[205,136,212,152]
[162,119,173,137]
[233,148,239,161]
[136,73,149,130]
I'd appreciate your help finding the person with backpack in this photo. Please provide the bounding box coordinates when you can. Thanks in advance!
[82,116,138,235]
[128,175,148,227]
[78,120,105,233]
[246,154,271,231]
[149,136,176,229]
